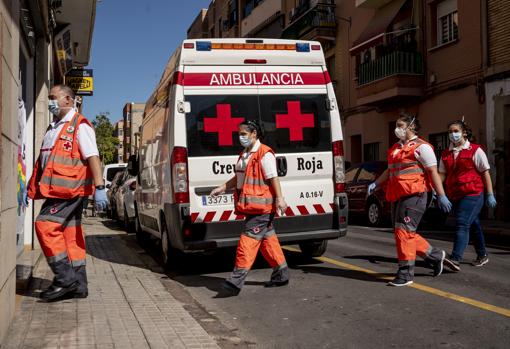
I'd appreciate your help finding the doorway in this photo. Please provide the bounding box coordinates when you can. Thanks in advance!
[493,96,510,221]
[350,134,362,164]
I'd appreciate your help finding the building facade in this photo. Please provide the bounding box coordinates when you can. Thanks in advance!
[114,120,125,163]
[484,0,510,220]
[0,0,97,343]
[122,103,145,162]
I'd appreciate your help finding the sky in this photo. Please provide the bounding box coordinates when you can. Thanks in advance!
[82,0,211,123]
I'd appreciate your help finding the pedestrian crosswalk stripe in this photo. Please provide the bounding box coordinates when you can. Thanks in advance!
[283,246,510,318]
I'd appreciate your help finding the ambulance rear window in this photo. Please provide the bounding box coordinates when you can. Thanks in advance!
[185,94,331,157]
[259,94,330,153]
[185,95,259,157]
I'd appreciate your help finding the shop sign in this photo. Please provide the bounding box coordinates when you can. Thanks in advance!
[65,69,94,96]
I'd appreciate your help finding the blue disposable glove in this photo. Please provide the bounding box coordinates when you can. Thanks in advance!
[367,182,377,196]
[94,188,108,212]
[437,195,452,213]
[486,193,497,208]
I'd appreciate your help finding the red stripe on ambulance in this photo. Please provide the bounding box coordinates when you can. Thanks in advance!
[297,205,309,215]
[220,210,232,221]
[180,72,326,86]
[190,203,333,223]
[203,212,216,223]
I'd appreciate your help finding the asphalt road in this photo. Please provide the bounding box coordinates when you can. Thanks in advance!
[123,220,510,349]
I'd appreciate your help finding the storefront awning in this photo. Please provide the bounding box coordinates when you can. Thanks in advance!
[350,0,407,54]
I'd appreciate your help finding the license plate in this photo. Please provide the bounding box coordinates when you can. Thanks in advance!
[202,194,234,206]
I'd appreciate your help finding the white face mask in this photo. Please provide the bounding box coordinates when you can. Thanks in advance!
[239,135,252,148]
[394,127,407,141]
[449,131,463,143]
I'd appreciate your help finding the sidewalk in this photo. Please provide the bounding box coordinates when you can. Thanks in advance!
[2,218,220,349]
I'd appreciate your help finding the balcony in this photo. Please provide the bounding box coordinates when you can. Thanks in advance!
[356,51,424,105]
[281,3,336,43]
[355,0,394,8]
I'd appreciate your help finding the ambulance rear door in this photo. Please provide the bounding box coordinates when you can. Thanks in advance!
[256,65,336,233]
[183,65,259,240]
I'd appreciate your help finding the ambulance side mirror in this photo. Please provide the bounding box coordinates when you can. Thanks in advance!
[128,155,139,176]
[177,101,191,114]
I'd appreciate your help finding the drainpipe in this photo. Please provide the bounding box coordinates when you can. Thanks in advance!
[481,0,489,70]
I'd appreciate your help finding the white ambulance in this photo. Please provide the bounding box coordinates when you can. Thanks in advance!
[129,39,348,265]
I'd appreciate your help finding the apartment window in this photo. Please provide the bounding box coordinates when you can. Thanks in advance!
[119,129,123,136]
[363,142,380,161]
[437,0,458,45]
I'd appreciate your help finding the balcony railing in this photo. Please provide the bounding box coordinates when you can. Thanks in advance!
[357,51,423,86]
[282,3,336,40]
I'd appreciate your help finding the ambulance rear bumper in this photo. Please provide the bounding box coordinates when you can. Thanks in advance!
[183,228,342,250]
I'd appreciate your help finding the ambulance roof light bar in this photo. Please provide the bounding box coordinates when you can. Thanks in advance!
[192,41,313,52]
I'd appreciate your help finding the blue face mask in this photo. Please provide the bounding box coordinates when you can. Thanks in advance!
[449,131,463,143]
[239,135,252,148]
[48,99,60,116]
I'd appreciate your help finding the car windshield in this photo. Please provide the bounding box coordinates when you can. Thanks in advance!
[106,167,125,182]
[345,167,359,183]
[184,94,331,157]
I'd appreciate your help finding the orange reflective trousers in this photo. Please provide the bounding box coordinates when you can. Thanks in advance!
[227,214,289,289]
[35,197,87,291]
[392,193,443,280]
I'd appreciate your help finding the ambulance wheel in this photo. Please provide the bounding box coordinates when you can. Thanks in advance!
[366,200,382,226]
[299,240,328,258]
[160,218,174,269]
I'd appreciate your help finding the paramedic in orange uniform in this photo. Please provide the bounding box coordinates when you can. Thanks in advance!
[368,114,455,286]
[211,120,289,295]
[27,84,107,301]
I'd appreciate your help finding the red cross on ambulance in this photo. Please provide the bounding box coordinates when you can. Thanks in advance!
[203,104,244,146]
[276,101,315,141]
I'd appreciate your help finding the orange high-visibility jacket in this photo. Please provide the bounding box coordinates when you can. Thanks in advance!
[235,143,277,215]
[386,138,432,202]
[28,113,94,200]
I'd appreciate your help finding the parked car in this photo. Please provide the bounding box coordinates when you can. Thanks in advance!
[103,163,127,193]
[107,171,125,219]
[113,171,137,230]
[345,161,389,226]
[345,161,447,227]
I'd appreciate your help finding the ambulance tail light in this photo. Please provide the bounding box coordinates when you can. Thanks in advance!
[171,147,189,203]
[332,141,345,193]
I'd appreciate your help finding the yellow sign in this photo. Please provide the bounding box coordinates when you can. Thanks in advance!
[65,69,94,96]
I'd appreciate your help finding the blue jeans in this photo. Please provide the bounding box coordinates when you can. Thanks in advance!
[450,194,486,262]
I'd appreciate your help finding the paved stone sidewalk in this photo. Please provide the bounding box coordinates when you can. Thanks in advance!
[3,218,220,349]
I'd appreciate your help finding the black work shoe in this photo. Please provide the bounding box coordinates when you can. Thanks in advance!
[73,291,88,298]
[264,280,289,288]
[387,277,413,287]
[444,257,461,272]
[215,281,241,298]
[40,281,79,301]
[433,250,446,277]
